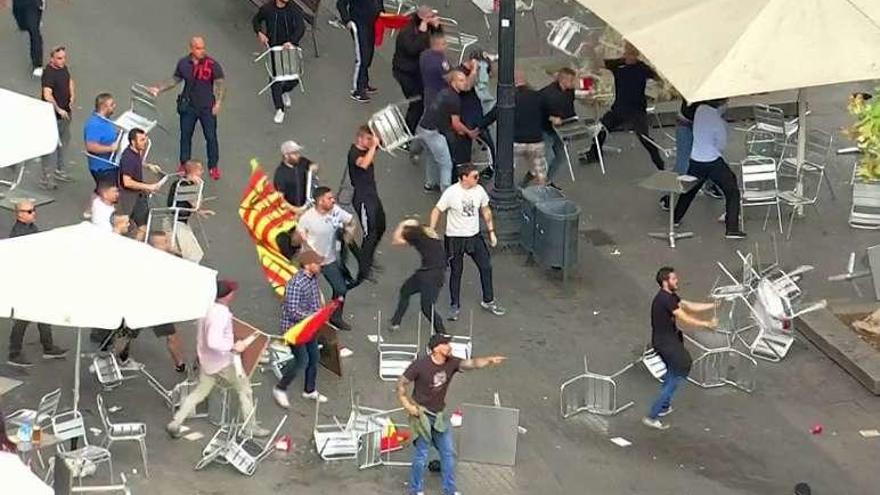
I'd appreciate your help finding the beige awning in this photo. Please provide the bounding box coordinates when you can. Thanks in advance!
[574,0,880,101]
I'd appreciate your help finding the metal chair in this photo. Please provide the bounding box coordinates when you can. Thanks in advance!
[83,118,127,171]
[114,83,163,134]
[221,414,287,476]
[739,156,783,233]
[52,410,114,484]
[559,356,635,418]
[91,353,139,390]
[146,177,208,253]
[356,408,412,470]
[369,102,414,155]
[255,45,305,96]
[313,391,386,461]
[268,342,295,381]
[292,0,321,57]
[554,116,606,180]
[376,310,420,382]
[778,164,825,239]
[545,17,600,59]
[745,104,799,160]
[449,311,474,360]
[849,181,880,229]
[438,17,479,65]
[779,128,835,195]
[96,394,148,477]
[384,0,417,15]
[641,347,667,381]
[683,335,757,392]
[5,387,61,430]
[141,367,208,418]
[195,406,257,471]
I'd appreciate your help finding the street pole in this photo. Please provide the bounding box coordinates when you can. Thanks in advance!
[489,0,520,246]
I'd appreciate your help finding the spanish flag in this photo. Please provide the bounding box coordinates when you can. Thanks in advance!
[239,159,297,297]
[283,300,341,345]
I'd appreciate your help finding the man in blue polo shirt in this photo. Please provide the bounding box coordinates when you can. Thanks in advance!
[83,92,120,188]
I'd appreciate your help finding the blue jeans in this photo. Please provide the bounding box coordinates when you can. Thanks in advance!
[410,415,456,495]
[542,131,565,181]
[674,124,694,175]
[648,371,686,419]
[417,126,453,190]
[179,107,219,169]
[321,260,352,326]
[277,340,319,393]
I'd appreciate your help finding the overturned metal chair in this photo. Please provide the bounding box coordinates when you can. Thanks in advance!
[221,414,287,476]
[91,353,140,390]
[255,45,305,95]
[449,311,474,360]
[114,83,163,134]
[195,406,260,471]
[746,276,826,362]
[376,310,420,382]
[560,356,635,418]
[368,102,414,155]
[313,389,391,461]
[140,367,208,418]
[545,17,600,58]
[683,335,757,392]
[356,407,412,470]
[267,342,295,381]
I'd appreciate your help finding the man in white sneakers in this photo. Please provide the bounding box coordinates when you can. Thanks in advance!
[429,164,505,321]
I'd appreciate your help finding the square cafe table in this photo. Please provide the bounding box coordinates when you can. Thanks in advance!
[639,171,699,248]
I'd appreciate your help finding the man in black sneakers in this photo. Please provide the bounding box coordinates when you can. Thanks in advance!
[252,0,308,124]
[389,219,446,334]
[642,267,716,430]
[337,0,382,102]
[348,126,386,283]
[672,100,746,239]
[40,45,75,189]
[539,68,577,189]
[7,200,67,367]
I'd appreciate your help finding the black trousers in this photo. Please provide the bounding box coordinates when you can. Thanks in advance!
[349,20,375,94]
[353,193,386,280]
[446,234,494,308]
[270,80,300,110]
[13,4,42,68]
[393,70,424,132]
[9,320,54,356]
[391,268,446,333]
[673,158,741,233]
[592,108,665,170]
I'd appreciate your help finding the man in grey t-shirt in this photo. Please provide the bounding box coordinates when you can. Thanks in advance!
[297,186,357,330]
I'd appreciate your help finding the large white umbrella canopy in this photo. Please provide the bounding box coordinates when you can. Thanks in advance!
[0,222,218,409]
[0,87,59,168]
[574,0,880,102]
[0,222,217,328]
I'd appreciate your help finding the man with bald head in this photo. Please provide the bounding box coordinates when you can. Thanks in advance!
[149,37,226,180]
[7,200,67,367]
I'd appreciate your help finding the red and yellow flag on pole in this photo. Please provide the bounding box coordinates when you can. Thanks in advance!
[239,159,298,297]
[283,300,341,345]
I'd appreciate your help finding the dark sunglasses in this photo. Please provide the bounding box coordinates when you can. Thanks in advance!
[17,208,36,214]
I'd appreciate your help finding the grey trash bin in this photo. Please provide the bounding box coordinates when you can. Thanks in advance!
[534,199,580,270]
[520,185,565,253]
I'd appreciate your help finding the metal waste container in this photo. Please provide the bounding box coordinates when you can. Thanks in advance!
[520,185,565,253]
[534,199,580,270]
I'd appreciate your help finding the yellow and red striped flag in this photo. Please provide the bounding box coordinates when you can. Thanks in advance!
[239,159,298,297]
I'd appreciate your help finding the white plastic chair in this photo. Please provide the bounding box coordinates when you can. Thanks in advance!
[739,156,783,233]
[52,410,114,484]
[96,394,148,477]
[255,45,305,96]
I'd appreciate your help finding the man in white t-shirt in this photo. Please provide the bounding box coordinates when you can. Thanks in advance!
[296,186,358,331]
[90,181,119,232]
[429,164,506,321]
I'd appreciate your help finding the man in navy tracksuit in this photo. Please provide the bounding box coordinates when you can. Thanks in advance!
[337,0,382,102]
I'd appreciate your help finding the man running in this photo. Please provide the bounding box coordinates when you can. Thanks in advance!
[389,218,446,334]
[397,334,505,495]
[348,125,385,283]
[643,267,717,430]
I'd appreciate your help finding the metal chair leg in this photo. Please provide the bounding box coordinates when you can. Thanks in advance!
[775,202,783,234]
[762,205,771,231]
[786,205,797,240]
[139,438,149,477]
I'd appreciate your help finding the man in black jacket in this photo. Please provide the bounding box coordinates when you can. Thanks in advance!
[7,200,67,367]
[392,6,440,133]
[539,67,577,189]
[253,0,308,124]
[337,0,383,102]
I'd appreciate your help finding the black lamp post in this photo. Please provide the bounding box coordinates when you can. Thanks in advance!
[489,0,520,246]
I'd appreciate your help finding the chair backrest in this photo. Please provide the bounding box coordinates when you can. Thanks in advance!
[52,410,87,446]
[36,388,63,427]
[172,179,204,209]
[256,415,288,461]
[96,394,112,432]
[753,104,786,136]
[545,17,598,58]
[740,156,778,192]
[851,182,880,229]
[130,83,159,124]
[263,45,304,80]
[369,103,413,153]
[802,128,833,169]
[84,120,126,169]
[384,0,416,14]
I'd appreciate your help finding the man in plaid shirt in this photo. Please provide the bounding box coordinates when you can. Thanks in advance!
[273,250,327,408]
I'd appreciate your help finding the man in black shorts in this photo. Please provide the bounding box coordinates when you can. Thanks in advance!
[389,219,446,334]
[348,125,385,283]
[643,267,717,430]
[149,231,187,372]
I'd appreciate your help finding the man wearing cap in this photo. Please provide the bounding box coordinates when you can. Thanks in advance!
[398,335,505,495]
[167,279,270,438]
[273,250,328,408]
[274,140,318,213]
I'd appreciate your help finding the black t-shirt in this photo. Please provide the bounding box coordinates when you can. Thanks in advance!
[403,226,446,270]
[174,56,225,110]
[403,354,462,413]
[679,100,699,124]
[420,87,460,137]
[539,82,575,131]
[514,85,544,143]
[650,290,692,375]
[273,157,312,207]
[605,58,655,113]
[41,64,72,114]
[167,178,198,223]
[347,145,377,198]
[118,147,144,214]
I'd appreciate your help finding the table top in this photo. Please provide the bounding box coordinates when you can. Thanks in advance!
[0,375,23,395]
[638,171,700,194]
[10,432,61,450]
